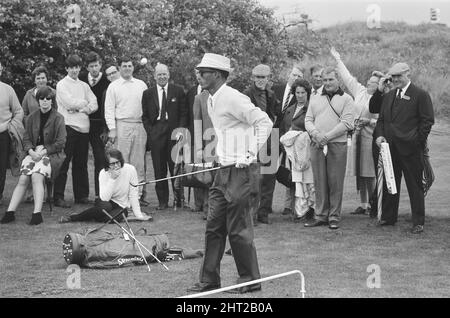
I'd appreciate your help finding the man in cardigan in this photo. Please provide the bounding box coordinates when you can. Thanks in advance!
[79,51,110,202]
[304,67,355,230]
[0,60,24,206]
[243,64,280,225]
[54,54,98,208]
[371,63,434,234]
[187,53,272,294]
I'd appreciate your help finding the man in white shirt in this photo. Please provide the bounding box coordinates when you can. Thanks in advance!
[310,64,324,97]
[54,54,98,208]
[104,56,148,206]
[187,53,272,294]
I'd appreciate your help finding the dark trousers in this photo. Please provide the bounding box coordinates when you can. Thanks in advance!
[256,133,277,217]
[199,165,261,285]
[150,121,182,205]
[54,126,89,201]
[89,121,106,197]
[0,131,9,197]
[69,200,127,222]
[381,143,425,226]
[370,139,379,217]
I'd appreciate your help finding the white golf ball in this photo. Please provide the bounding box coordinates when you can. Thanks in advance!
[140,57,148,65]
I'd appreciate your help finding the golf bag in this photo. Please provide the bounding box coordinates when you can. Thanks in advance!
[63,228,169,269]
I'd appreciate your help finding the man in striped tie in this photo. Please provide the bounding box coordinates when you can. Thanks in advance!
[272,65,304,216]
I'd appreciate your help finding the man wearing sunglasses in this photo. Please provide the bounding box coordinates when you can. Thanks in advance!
[187,53,272,294]
[0,60,24,206]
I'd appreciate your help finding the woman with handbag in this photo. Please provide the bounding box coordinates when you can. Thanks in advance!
[1,86,66,225]
[279,79,315,223]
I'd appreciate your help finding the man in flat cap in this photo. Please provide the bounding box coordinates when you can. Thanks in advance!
[187,53,272,294]
[243,64,280,225]
[370,62,434,234]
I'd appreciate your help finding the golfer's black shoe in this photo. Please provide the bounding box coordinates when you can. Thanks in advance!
[29,212,43,225]
[377,220,395,226]
[410,225,424,234]
[304,219,328,227]
[225,283,262,294]
[54,198,71,208]
[187,282,220,293]
[328,220,340,230]
[1,211,15,224]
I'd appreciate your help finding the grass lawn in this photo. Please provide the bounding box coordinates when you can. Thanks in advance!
[1,120,449,298]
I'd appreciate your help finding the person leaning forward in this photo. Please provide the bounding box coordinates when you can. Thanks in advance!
[187,53,272,294]
[371,62,434,234]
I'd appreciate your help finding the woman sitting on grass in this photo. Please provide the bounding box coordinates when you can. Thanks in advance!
[1,86,66,225]
[59,148,152,223]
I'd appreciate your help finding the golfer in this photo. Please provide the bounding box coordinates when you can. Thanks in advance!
[187,53,272,294]
[59,148,151,223]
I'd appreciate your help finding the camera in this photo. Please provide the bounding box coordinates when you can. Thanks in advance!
[383,77,392,84]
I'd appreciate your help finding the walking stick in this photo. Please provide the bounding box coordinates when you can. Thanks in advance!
[377,150,384,222]
[101,209,169,271]
[123,213,152,272]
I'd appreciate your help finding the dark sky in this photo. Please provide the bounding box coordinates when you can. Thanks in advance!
[258,0,450,29]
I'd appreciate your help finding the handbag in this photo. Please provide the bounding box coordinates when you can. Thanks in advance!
[276,152,295,188]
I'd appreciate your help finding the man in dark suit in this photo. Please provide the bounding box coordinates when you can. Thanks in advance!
[142,63,188,210]
[79,52,110,202]
[243,64,279,224]
[371,62,434,234]
[272,65,303,215]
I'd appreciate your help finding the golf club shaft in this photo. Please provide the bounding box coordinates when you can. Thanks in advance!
[123,214,151,272]
[101,209,169,270]
[130,163,235,187]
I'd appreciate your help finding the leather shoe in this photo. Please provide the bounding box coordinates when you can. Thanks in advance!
[282,208,292,215]
[377,220,395,226]
[54,198,72,208]
[1,211,15,224]
[350,207,367,215]
[225,283,262,294]
[187,282,220,293]
[304,219,328,227]
[328,220,339,230]
[257,215,270,224]
[410,225,424,234]
[74,197,90,204]
[156,203,168,210]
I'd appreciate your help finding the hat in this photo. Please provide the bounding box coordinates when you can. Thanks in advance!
[252,64,271,76]
[196,53,232,73]
[388,62,410,76]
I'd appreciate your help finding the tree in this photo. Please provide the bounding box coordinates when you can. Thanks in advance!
[0,0,290,99]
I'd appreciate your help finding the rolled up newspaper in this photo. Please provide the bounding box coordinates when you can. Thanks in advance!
[380,142,397,194]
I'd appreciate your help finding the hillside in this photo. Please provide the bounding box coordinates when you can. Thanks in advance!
[290,21,450,117]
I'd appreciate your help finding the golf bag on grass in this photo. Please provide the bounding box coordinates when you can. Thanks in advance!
[63,228,169,269]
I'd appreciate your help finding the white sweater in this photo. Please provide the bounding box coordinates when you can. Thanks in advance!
[99,163,143,218]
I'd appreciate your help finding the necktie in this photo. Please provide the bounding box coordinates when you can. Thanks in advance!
[283,93,291,111]
[161,87,167,121]
[392,88,402,115]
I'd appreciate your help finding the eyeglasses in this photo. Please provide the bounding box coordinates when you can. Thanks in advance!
[106,70,118,76]
[39,97,52,101]
[109,160,121,168]
[254,75,268,79]
[198,69,216,77]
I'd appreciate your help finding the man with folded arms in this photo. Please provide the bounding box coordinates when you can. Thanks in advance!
[371,63,434,234]
[187,53,272,294]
